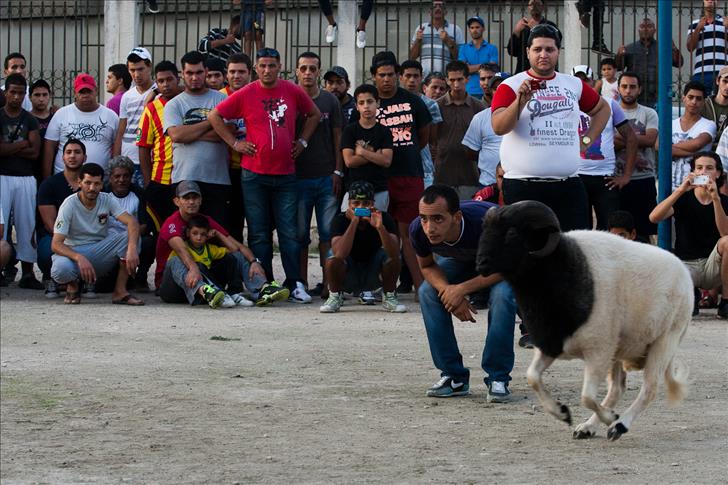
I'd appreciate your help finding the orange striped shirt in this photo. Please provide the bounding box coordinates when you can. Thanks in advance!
[220,86,243,170]
[136,97,173,185]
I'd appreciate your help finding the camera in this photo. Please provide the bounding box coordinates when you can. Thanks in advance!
[354,207,371,217]
[692,175,710,185]
[529,79,546,91]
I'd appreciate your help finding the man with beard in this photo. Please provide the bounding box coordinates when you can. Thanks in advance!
[323,65,355,124]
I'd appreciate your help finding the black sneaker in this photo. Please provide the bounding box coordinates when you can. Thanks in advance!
[518,333,534,349]
[309,283,324,297]
[425,376,470,398]
[591,42,613,56]
[396,282,412,294]
[18,274,44,290]
[717,299,728,319]
[693,287,701,317]
[469,293,489,310]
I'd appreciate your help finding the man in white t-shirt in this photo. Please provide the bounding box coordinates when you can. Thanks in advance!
[491,24,610,231]
[113,47,156,187]
[669,81,717,191]
[409,1,464,77]
[43,74,119,178]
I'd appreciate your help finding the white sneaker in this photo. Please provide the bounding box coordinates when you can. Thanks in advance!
[231,293,254,307]
[290,281,312,304]
[356,29,367,48]
[320,292,344,313]
[382,292,407,313]
[325,24,338,43]
[358,291,376,305]
[221,294,236,308]
[487,381,512,403]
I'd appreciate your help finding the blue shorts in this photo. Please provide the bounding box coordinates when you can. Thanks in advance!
[242,7,265,33]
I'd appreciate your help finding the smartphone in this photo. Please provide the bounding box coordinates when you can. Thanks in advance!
[529,79,546,91]
[354,207,371,217]
[692,175,710,185]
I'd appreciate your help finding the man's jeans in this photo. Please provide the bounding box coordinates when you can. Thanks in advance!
[418,256,517,386]
[297,175,339,246]
[51,232,131,284]
[241,169,301,286]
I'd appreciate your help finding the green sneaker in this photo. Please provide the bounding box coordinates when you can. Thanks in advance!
[201,284,225,309]
[319,292,344,313]
[255,281,290,307]
[382,292,407,313]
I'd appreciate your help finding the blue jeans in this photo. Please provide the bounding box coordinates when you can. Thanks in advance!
[37,234,53,280]
[297,175,339,245]
[418,256,517,385]
[241,169,301,286]
[692,72,717,97]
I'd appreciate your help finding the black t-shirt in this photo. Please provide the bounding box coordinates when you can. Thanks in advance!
[330,211,397,262]
[673,192,728,260]
[341,121,393,192]
[350,87,432,177]
[32,112,54,182]
[296,90,343,179]
[0,108,40,176]
[36,171,77,238]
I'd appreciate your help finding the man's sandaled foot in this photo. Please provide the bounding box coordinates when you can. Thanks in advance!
[112,294,145,306]
[64,291,81,304]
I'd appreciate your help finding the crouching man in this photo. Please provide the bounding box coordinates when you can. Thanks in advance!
[320,181,406,313]
[412,184,517,402]
[51,163,144,305]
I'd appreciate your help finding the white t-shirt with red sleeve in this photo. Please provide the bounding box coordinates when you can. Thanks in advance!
[214,80,316,175]
[491,71,601,179]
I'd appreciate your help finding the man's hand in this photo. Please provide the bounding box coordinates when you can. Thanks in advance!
[438,28,449,42]
[451,299,477,322]
[517,79,535,106]
[224,31,237,45]
[331,174,343,198]
[233,140,257,155]
[526,17,539,28]
[291,139,306,159]
[415,26,424,41]
[514,17,528,35]
[606,174,630,190]
[617,45,626,56]
[124,250,140,276]
[185,265,202,288]
[369,209,383,230]
[706,177,720,199]
[439,283,467,312]
[248,260,266,279]
[77,254,97,283]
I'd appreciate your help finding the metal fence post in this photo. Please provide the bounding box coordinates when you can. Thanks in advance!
[336,0,359,85]
[103,0,139,102]
[657,0,673,250]
[562,0,581,74]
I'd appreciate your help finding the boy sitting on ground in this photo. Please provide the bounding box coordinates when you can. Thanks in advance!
[607,210,637,240]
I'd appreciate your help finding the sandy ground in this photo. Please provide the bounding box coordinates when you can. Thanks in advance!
[1,260,727,484]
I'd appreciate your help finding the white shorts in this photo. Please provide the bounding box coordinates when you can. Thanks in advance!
[0,175,37,263]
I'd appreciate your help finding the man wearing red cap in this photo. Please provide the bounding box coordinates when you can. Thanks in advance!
[42,73,119,179]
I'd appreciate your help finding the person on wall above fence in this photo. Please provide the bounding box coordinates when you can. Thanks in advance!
[506,0,559,74]
[687,0,727,97]
[318,0,374,49]
[199,14,243,62]
[458,16,498,99]
[409,1,464,77]
[231,0,273,59]
[43,73,119,179]
[2,53,32,112]
[105,64,132,116]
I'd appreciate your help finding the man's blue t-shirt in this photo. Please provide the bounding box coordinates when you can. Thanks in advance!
[458,41,499,96]
[409,200,496,262]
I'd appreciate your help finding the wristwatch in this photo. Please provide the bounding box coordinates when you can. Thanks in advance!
[249,257,262,265]
[333,170,344,178]
[297,138,308,148]
[581,135,592,146]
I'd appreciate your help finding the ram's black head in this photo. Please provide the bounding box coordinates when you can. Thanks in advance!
[476,201,562,278]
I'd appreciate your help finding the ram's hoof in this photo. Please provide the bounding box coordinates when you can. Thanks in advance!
[573,429,596,439]
[607,422,628,441]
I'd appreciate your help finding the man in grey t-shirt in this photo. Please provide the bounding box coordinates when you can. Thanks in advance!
[51,163,143,305]
[164,51,230,226]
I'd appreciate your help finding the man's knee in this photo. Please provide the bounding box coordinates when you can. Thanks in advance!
[717,236,728,257]
[489,281,516,308]
[418,280,439,303]
[50,256,77,284]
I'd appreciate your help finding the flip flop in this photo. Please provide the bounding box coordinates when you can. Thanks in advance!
[112,294,145,306]
[64,291,81,305]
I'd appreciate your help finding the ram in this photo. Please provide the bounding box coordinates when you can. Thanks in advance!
[476,201,691,441]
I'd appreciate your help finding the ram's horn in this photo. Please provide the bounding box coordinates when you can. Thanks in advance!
[529,231,561,257]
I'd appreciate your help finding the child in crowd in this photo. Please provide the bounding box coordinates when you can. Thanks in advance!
[595,58,620,101]
[168,215,253,309]
[607,210,637,241]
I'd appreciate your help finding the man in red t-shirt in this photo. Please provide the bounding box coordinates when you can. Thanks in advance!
[209,47,321,303]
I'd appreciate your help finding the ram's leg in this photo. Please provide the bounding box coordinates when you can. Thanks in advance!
[574,360,625,439]
[526,349,571,425]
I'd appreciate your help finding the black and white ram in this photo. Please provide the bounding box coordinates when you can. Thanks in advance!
[476,201,691,441]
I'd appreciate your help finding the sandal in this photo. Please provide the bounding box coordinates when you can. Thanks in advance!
[64,291,81,305]
[112,294,145,306]
[699,292,718,309]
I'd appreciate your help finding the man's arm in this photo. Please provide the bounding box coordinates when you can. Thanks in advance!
[114,212,141,274]
[491,79,533,135]
[167,236,203,287]
[38,205,58,235]
[138,146,153,187]
[0,139,28,156]
[167,121,214,144]
[51,232,97,282]
[410,27,424,60]
[608,122,638,189]
[331,216,359,259]
[649,182,689,223]
[113,118,127,156]
[686,18,705,52]
[42,139,58,179]
[583,97,611,145]
[671,132,713,157]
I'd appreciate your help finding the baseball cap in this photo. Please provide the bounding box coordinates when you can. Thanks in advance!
[488,72,511,89]
[73,73,97,93]
[718,66,728,80]
[572,65,594,80]
[348,180,374,201]
[176,180,201,197]
[128,46,152,62]
[324,65,350,83]
[467,16,485,27]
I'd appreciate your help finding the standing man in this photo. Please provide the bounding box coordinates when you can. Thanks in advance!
[432,60,484,199]
[0,73,42,289]
[113,47,156,187]
[205,57,227,91]
[164,51,230,222]
[105,64,132,116]
[458,16,498,99]
[294,52,344,297]
[2,53,32,111]
[409,1,464,77]
[208,47,321,302]
[351,51,433,294]
[137,60,182,229]
[687,0,727,96]
[43,73,119,178]
[29,79,56,184]
[412,185,517,402]
[492,24,610,231]
[506,0,559,74]
[323,66,355,124]
[702,66,728,150]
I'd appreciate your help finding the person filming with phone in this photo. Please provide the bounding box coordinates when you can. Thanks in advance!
[319,181,407,314]
[650,151,728,319]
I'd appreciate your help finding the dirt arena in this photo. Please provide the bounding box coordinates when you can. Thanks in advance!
[1,263,727,484]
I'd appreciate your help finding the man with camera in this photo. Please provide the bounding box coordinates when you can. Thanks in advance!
[319,181,406,314]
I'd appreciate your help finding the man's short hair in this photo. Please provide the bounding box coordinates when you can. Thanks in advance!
[227,53,252,71]
[79,163,105,180]
[230,14,241,26]
[423,71,446,86]
[108,63,132,89]
[353,83,379,101]
[683,80,706,97]
[187,214,211,231]
[400,59,423,75]
[4,52,25,70]
[154,60,179,77]
[618,71,642,87]
[204,57,226,73]
[445,60,469,78]
[370,51,399,75]
[297,51,321,68]
[421,184,460,214]
[180,51,206,69]
[689,151,725,188]
[600,58,617,68]
[29,79,51,95]
[526,23,562,49]
[4,73,27,91]
[479,62,499,72]
[63,138,86,154]
[607,210,635,232]
[107,155,135,176]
